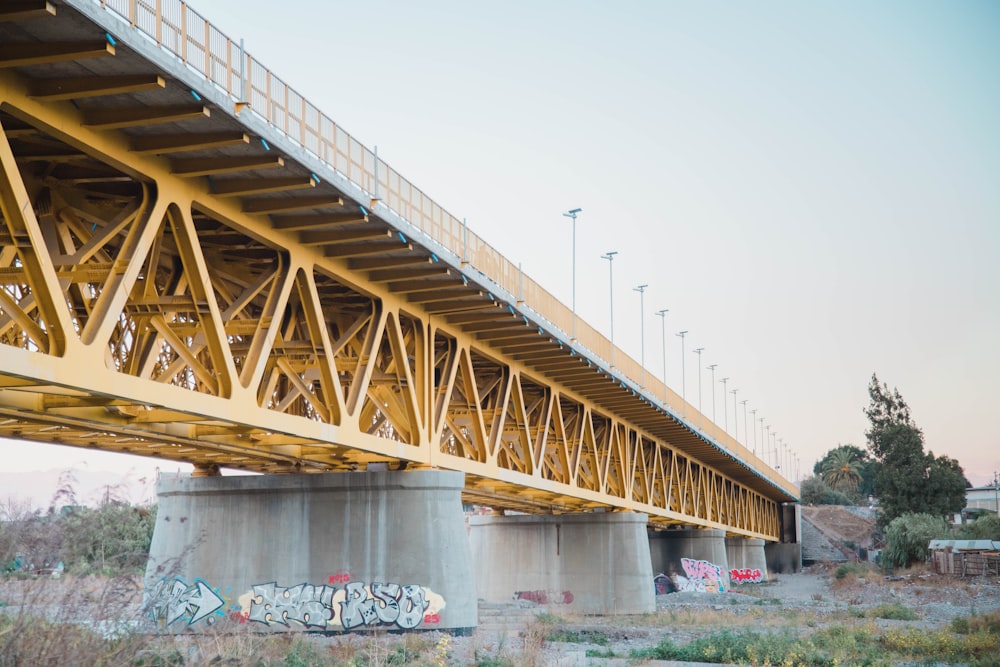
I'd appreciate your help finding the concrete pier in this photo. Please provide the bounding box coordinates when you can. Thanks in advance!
[648,527,730,592]
[144,471,476,632]
[725,537,768,584]
[469,512,655,614]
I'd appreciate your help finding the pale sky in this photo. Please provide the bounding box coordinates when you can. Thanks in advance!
[2,1,998,488]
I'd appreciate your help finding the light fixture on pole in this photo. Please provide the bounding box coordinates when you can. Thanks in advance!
[720,377,729,434]
[772,431,779,470]
[656,309,669,404]
[764,423,771,465]
[563,208,582,340]
[634,284,648,388]
[601,251,618,367]
[731,388,739,443]
[693,347,704,415]
[740,400,748,447]
[706,363,717,439]
[676,331,688,417]
[750,408,758,455]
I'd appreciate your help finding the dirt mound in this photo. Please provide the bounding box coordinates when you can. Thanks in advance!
[802,505,875,547]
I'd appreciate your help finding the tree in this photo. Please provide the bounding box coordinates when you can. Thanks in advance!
[820,447,863,494]
[883,512,948,569]
[864,374,970,527]
[799,475,852,506]
[814,444,876,499]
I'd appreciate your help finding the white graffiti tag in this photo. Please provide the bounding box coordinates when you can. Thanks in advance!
[249,582,334,628]
[341,581,429,630]
[148,577,225,626]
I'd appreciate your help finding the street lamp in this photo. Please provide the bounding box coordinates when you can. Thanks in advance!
[706,364,717,439]
[731,388,739,443]
[693,348,704,414]
[750,408,758,455]
[741,400,748,447]
[563,208,581,340]
[994,471,999,516]
[676,331,688,416]
[764,423,771,465]
[656,309,669,404]
[720,377,729,434]
[634,284,648,387]
[601,251,618,367]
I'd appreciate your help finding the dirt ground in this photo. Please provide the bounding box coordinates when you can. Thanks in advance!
[800,505,876,547]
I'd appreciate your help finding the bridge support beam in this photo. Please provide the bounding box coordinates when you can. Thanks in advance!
[725,537,768,585]
[144,471,476,632]
[648,527,731,592]
[468,512,654,614]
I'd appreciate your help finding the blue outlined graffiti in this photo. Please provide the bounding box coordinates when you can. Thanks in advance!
[148,577,226,626]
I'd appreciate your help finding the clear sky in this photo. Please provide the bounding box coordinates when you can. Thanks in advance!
[2,1,998,488]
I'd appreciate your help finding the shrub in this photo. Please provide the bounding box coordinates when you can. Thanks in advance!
[883,512,948,569]
[957,514,1000,541]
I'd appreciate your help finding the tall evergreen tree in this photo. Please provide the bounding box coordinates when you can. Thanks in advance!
[864,374,969,526]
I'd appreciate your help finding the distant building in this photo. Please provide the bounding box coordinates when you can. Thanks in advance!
[965,484,1000,516]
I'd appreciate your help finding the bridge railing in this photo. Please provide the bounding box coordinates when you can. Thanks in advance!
[93,0,791,494]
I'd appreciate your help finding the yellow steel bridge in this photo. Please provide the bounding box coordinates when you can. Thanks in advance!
[0,0,797,541]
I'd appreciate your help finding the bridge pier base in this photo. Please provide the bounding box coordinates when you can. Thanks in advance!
[144,470,476,633]
[725,537,768,585]
[648,527,731,592]
[468,512,654,614]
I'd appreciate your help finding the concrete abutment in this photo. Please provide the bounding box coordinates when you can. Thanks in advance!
[144,470,476,632]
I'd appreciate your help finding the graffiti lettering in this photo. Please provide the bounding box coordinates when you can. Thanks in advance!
[148,577,226,626]
[249,582,334,629]
[514,590,574,605]
[327,570,351,585]
[729,568,764,584]
[676,558,727,593]
[341,581,430,630]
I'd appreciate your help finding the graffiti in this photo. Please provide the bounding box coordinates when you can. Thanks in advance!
[327,570,351,585]
[730,567,764,584]
[653,573,676,595]
[234,580,445,631]
[249,582,335,629]
[514,590,574,605]
[148,577,226,626]
[676,558,727,593]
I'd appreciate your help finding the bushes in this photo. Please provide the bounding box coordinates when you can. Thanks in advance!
[883,512,947,569]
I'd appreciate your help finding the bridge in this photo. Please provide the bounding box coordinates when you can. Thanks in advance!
[0,0,799,629]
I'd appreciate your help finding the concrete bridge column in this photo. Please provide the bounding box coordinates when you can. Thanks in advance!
[648,527,731,592]
[144,471,476,633]
[468,512,655,614]
[725,537,768,585]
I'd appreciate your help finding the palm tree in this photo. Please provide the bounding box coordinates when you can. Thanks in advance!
[821,447,862,493]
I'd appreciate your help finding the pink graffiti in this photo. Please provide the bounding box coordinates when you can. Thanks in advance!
[423,613,440,624]
[327,571,351,585]
[514,590,574,605]
[681,558,722,581]
[729,568,763,584]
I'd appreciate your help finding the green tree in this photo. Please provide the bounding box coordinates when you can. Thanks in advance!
[814,444,876,499]
[956,514,1000,540]
[820,447,863,494]
[864,374,969,527]
[883,512,948,569]
[799,475,852,506]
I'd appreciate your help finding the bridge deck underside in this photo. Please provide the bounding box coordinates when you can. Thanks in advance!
[0,1,790,540]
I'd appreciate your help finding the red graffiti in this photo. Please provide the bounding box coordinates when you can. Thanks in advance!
[681,558,722,581]
[423,613,440,624]
[229,610,250,624]
[327,571,351,585]
[514,590,574,605]
[729,568,763,584]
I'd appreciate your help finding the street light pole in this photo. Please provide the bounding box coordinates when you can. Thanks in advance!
[563,208,581,340]
[731,388,739,443]
[693,348,704,415]
[720,377,729,434]
[634,285,648,388]
[741,400,748,447]
[676,331,688,417]
[706,364,717,439]
[750,408,758,455]
[601,251,618,367]
[656,309,668,404]
[764,424,770,466]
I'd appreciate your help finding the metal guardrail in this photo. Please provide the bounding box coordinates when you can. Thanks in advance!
[92,0,794,495]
